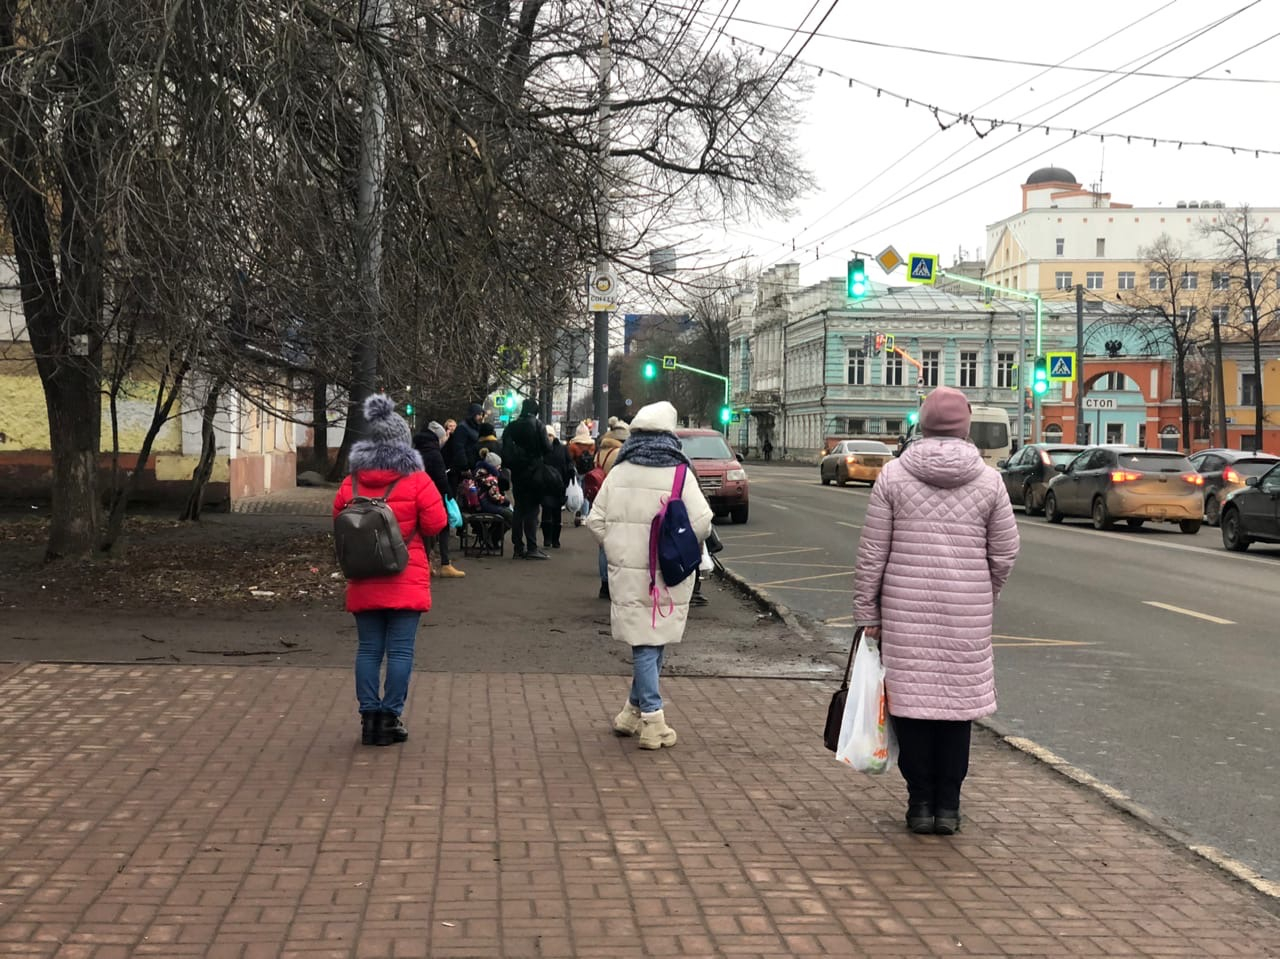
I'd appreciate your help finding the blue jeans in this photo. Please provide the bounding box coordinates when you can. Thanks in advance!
[598,546,608,583]
[629,645,666,713]
[354,610,421,715]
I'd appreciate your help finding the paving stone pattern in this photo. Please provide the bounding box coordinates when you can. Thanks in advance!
[0,664,1275,958]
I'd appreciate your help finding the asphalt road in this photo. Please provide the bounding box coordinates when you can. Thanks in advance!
[718,461,1280,884]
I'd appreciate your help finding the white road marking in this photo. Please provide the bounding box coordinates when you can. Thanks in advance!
[757,570,855,587]
[770,503,790,510]
[715,531,774,540]
[730,546,824,561]
[1142,601,1236,625]
[1017,516,1280,567]
[837,520,861,529]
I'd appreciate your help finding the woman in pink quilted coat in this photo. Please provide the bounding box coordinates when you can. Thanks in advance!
[853,387,1020,836]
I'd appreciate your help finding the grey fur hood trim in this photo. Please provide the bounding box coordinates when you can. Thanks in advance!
[349,440,424,474]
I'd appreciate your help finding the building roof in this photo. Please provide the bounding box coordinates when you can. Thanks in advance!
[1025,166,1077,185]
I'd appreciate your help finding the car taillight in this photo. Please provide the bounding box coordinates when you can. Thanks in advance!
[1110,470,1142,483]
[846,456,857,464]
[1183,473,1205,486]
[1222,467,1240,484]
[1039,450,1053,466]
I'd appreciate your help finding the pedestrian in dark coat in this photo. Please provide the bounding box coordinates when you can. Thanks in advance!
[501,398,551,559]
[333,394,448,747]
[444,402,485,474]
[413,421,465,578]
[540,425,575,549]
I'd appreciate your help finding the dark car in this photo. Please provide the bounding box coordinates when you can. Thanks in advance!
[820,439,894,486]
[997,443,1087,515]
[1187,448,1280,526]
[1219,462,1280,551]
[1044,447,1204,533]
[676,429,749,524]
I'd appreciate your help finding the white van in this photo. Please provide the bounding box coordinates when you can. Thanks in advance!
[898,404,1012,468]
[967,405,1012,468]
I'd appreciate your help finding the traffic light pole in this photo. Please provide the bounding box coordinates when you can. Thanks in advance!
[646,355,731,435]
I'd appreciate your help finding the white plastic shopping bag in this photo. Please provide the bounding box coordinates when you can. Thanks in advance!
[698,543,714,573]
[565,477,585,512]
[834,636,898,773]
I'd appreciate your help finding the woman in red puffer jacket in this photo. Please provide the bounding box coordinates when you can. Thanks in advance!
[333,394,448,747]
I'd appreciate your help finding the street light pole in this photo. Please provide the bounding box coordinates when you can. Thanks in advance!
[590,1,613,440]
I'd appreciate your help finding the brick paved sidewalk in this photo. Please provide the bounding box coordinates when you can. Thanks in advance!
[1,665,1275,958]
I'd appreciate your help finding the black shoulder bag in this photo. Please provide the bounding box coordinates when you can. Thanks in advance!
[823,626,865,752]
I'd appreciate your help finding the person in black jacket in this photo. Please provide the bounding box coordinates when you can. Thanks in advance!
[443,403,485,478]
[413,421,465,578]
[540,426,575,549]
[501,398,551,559]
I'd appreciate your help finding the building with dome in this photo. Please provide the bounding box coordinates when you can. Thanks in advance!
[983,168,1280,453]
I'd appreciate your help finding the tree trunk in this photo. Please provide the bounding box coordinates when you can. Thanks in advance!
[326,396,358,482]
[1175,356,1191,452]
[102,360,190,549]
[180,380,225,522]
[1252,323,1265,450]
[42,377,103,561]
[310,374,330,471]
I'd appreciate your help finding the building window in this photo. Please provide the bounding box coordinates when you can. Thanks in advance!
[1056,237,1065,256]
[1241,434,1258,452]
[1242,307,1257,324]
[1055,271,1073,290]
[1180,271,1198,290]
[884,352,903,386]
[1096,238,1106,256]
[1160,425,1180,451]
[1086,271,1104,290]
[1242,373,1259,406]
[1248,271,1263,291]
[996,351,1016,389]
[1101,372,1132,391]
[920,350,940,387]
[959,351,978,388]
[1212,271,1230,290]
[1179,306,1197,324]
[1044,424,1064,441]
[1148,272,1168,291]
[846,348,866,385]
[885,418,902,436]
[1117,271,1135,290]
[847,417,867,435]
[1211,305,1229,326]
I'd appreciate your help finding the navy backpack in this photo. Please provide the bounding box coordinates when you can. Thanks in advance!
[647,464,701,623]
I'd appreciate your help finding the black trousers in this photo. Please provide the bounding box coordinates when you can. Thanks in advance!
[540,496,564,546]
[510,486,540,553]
[890,715,972,811]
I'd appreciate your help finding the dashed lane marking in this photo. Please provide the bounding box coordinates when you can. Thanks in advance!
[729,546,824,561]
[757,570,855,588]
[1142,601,1236,625]
[837,520,861,529]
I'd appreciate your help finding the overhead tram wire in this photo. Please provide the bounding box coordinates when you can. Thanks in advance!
[747,3,1265,276]
[744,0,1184,268]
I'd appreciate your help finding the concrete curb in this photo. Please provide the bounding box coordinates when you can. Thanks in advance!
[718,559,1279,905]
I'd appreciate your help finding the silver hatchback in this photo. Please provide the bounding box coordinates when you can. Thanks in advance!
[1044,447,1205,533]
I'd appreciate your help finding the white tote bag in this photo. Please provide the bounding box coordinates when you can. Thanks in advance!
[834,636,898,773]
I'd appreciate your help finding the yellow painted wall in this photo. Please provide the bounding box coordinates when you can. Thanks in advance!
[0,369,182,453]
[154,453,230,483]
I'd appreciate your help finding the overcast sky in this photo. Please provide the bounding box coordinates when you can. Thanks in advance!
[671,0,1280,290]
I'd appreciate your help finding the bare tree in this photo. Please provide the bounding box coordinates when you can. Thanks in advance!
[1119,234,1207,451]
[1200,206,1280,449]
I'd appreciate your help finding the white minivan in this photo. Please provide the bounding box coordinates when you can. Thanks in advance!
[898,404,1012,469]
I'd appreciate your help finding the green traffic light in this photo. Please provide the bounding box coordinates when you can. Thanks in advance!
[719,406,732,424]
[907,410,919,426]
[642,361,657,380]
[1032,357,1049,396]
[405,403,415,416]
[846,258,868,299]
[505,394,518,410]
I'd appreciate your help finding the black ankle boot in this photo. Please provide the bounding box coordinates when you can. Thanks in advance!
[906,803,934,834]
[376,711,408,746]
[933,808,961,835]
[361,712,379,746]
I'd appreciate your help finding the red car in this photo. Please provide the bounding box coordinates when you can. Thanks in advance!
[676,428,749,523]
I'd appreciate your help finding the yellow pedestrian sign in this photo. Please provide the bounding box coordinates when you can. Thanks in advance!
[1046,351,1076,381]
[906,253,938,285]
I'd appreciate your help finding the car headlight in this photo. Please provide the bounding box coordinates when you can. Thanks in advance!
[726,468,747,482]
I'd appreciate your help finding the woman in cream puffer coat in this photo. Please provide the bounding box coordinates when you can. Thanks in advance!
[586,402,713,749]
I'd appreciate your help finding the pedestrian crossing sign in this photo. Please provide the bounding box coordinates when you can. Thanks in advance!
[1046,351,1076,381]
[906,253,938,285]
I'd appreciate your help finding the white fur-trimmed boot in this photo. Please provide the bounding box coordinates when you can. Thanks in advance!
[612,701,642,736]
[638,709,677,750]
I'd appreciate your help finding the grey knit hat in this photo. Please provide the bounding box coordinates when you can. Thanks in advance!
[363,394,412,447]
[427,420,447,443]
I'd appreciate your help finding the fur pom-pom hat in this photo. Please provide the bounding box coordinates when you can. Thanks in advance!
[364,394,412,446]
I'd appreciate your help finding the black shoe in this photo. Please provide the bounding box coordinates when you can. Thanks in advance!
[933,808,961,835]
[512,546,526,559]
[551,540,561,549]
[906,803,934,834]
[375,711,408,746]
[526,548,550,560]
[689,592,709,607]
[361,711,379,746]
